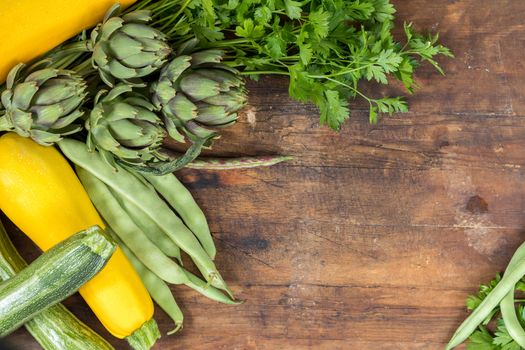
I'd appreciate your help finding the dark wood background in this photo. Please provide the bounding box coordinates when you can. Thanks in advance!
[6,0,525,349]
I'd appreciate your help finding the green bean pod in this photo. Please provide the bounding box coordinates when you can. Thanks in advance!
[114,233,183,335]
[446,257,525,349]
[114,190,182,263]
[500,241,525,348]
[184,270,240,305]
[76,167,189,285]
[59,139,232,296]
[192,258,233,298]
[143,173,215,259]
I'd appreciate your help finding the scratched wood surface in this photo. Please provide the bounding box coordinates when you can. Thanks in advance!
[5,0,525,349]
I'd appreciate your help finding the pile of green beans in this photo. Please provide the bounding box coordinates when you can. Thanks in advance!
[447,241,525,349]
[58,139,239,333]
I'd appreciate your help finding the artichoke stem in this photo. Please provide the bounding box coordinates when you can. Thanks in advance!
[121,137,209,175]
[73,59,96,77]
[58,41,91,54]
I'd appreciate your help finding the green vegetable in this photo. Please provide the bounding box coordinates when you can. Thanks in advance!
[0,220,114,350]
[117,192,182,261]
[466,326,498,350]
[0,225,115,337]
[89,4,171,86]
[500,241,525,348]
[59,138,231,296]
[75,161,237,304]
[151,47,246,143]
[86,84,167,169]
[182,269,240,305]
[446,259,525,349]
[134,0,452,129]
[0,62,86,145]
[448,240,525,349]
[453,275,525,350]
[76,166,189,285]
[143,172,215,259]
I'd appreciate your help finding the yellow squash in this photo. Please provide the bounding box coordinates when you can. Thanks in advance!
[0,0,135,82]
[0,133,153,340]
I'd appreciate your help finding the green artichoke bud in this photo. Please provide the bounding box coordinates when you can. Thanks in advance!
[151,49,247,143]
[0,63,87,145]
[86,84,168,168]
[90,5,172,87]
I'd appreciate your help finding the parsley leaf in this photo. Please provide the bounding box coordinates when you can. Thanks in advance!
[461,274,525,350]
[308,9,330,39]
[467,326,499,350]
[321,90,350,130]
[235,19,265,39]
[494,319,521,350]
[143,0,453,130]
[254,6,272,24]
[284,0,302,19]
[265,34,286,59]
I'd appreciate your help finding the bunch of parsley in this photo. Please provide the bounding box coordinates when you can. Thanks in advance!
[465,274,525,350]
[136,0,453,130]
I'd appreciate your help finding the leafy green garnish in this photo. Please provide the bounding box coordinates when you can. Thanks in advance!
[464,275,525,350]
[467,326,499,350]
[494,318,521,350]
[137,0,453,130]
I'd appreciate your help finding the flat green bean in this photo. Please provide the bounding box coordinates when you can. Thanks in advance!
[113,189,183,263]
[113,227,236,305]
[77,167,189,285]
[500,241,525,348]
[184,269,240,305]
[446,257,525,349]
[192,258,234,299]
[60,139,231,295]
[115,233,183,335]
[143,173,216,259]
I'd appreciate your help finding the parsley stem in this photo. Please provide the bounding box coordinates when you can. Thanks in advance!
[132,0,154,10]
[310,65,373,78]
[145,0,179,16]
[307,75,371,102]
[239,71,290,76]
[205,38,251,48]
[168,0,191,23]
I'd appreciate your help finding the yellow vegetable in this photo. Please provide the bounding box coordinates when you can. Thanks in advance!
[0,133,154,341]
[0,0,135,82]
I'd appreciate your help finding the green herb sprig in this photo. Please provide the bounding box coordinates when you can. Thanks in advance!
[135,0,453,129]
[463,275,525,350]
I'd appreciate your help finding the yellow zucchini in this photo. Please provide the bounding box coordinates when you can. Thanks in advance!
[0,0,135,82]
[0,133,157,348]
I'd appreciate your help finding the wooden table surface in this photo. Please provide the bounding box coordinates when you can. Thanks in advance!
[6,0,525,349]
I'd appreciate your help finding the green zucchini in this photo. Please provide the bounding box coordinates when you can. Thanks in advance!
[0,220,115,350]
[0,225,115,337]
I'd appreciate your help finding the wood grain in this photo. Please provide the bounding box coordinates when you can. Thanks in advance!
[6,0,525,349]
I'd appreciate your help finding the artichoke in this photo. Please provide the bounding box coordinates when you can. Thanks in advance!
[151,49,247,143]
[90,6,172,87]
[0,63,87,145]
[86,84,168,168]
